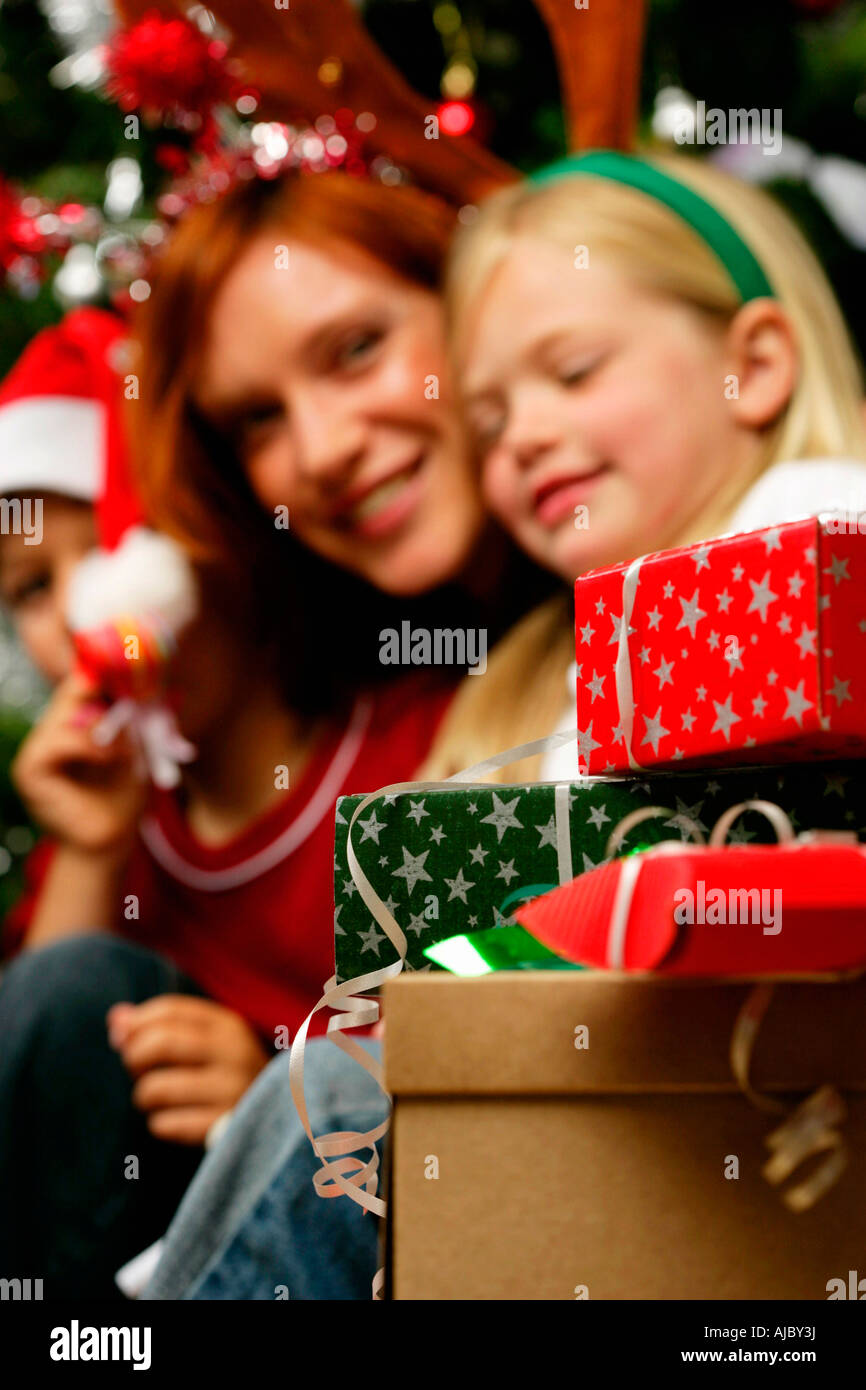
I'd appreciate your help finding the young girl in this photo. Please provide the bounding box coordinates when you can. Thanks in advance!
[143,148,866,1301]
[428,148,866,782]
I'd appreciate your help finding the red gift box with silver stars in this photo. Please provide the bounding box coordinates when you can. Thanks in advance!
[573,517,866,775]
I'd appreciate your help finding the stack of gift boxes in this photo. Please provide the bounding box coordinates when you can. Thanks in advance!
[332,518,866,1300]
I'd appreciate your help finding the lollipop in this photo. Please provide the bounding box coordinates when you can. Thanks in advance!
[67,526,198,788]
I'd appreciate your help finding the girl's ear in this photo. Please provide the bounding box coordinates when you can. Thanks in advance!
[724,299,799,430]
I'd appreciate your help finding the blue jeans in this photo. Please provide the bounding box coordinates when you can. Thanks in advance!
[144,1038,385,1300]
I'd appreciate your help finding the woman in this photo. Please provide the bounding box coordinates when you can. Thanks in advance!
[0,167,551,1300]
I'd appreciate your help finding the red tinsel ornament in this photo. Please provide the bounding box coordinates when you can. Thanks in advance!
[0,180,44,258]
[155,143,192,177]
[0,177,48,283]
[103,11,233,121]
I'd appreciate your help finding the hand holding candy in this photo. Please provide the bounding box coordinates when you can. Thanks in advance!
[67,528,199,788]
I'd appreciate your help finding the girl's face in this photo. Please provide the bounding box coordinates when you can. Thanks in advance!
[461,236,757,583]
[195,234,484,596]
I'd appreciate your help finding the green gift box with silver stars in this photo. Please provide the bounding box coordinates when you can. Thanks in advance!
[333,760,866,983]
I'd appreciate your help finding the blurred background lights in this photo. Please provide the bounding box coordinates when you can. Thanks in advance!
[53,243,102,305]
[652,86,698,144]
[104,157,143,221]
[437,99,475,136]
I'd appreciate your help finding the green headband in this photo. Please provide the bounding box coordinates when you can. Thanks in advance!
[530,151,775,303]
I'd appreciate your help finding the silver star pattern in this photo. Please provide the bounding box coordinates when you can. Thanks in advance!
[762,528,782,553]
[710,693,741,742]
[480,792,523,842]
[576,722,602,763]
[587,670,606,703]
[444,867,475,903]
[783,680,814,727]
[787,571,805,598]
[794,622,817,659]
[358,810,386,844]
[653,655,675,689]
[824,553,850,585]
[392,846,433,895]
[746,570,778,622]
[677,588,707,638]
[406,912,429,937]
[535,816,558,848]
[641,707,670,755]
[359,923,385,954]
[829,676,852,706]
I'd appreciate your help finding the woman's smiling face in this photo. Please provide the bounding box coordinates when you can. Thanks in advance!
[194,234,485,596]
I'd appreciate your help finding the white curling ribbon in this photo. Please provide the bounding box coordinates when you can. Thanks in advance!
[710,803,853,1213]
[762,1086,849,1214]
[732,987,851,1213]
[602,803,707,967]
[605,796,852,1211]
[601,799,795,967]
[287,726,582,1257]
[91,698,197,790]
[613,554,645,772]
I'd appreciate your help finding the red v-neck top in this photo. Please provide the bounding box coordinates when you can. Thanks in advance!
[5,673,453,1043]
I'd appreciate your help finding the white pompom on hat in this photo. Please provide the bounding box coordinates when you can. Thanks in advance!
[67,525,198,636]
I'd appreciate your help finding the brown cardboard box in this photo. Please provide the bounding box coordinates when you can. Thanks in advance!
[382,971,866,1300]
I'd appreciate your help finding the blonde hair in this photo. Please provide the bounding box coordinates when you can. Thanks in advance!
[422,151,866,780]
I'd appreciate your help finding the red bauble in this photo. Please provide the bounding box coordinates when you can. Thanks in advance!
[155,143,191,177]
[0,177,46,275]
[437,100,476,137]
[104,12,232,119]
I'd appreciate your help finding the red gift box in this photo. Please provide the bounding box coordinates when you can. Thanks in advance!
[515,832,866,976]
[574,517,866,774]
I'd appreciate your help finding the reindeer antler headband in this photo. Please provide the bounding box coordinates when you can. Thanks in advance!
[111,1,770,301]
[112,0,648,203]
[3,3,771,306]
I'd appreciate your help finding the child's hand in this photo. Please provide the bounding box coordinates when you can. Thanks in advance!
[107,996,271,1146]
[12,672,146,855]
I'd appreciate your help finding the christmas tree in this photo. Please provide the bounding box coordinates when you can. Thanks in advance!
[2,0,866,370]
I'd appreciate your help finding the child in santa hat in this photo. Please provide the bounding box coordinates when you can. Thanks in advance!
[0,308,125,684]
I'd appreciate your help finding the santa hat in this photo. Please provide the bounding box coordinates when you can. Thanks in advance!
[0,307,144,548]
